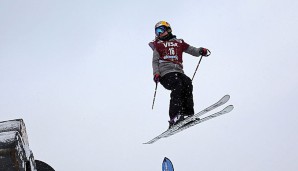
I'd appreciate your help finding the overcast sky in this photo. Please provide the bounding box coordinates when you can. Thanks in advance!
[1,0,298,170]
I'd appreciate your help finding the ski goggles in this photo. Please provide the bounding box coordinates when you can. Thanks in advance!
[155,26,166,36]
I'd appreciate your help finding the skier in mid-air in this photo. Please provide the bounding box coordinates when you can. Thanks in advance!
[149,21,210,128]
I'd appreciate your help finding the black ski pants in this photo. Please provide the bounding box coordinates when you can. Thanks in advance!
[160,72,194,119]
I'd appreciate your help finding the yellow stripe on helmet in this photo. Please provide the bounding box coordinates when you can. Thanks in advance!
[155,21,171,29]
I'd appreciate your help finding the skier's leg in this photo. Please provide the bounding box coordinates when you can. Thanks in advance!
[160,73,184,120]
[180,74,195,116]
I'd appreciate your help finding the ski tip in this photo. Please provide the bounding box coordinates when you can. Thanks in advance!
[162,157,174,171]
[143,140,154,144]
[225,105,234,112]
[223,94,230,101]
[143,140,151,144]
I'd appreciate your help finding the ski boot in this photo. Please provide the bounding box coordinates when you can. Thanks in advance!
[168,114,184,129]
[181,109,195,118]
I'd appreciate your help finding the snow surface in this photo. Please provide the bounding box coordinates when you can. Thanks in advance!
[0,131,19,145]
[0,119,29,146]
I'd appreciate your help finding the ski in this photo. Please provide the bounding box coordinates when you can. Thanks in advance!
[164,105,234,137]
[144,95,231,144]
[144,105,233,144]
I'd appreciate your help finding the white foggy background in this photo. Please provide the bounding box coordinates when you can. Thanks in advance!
[0,0,297,170]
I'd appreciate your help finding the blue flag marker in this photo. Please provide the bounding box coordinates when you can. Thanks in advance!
[162,157,174,171]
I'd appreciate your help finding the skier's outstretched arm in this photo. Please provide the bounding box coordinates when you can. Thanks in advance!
[185,46,209,57]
